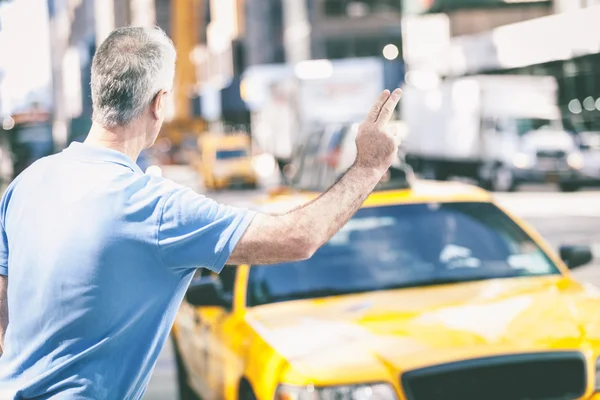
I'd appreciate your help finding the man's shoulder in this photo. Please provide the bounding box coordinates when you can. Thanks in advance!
[0,156,61,222]
[4,153,72,191]
[10,153,63,182]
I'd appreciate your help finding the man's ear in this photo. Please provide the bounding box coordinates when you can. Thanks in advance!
[151,90,167,120]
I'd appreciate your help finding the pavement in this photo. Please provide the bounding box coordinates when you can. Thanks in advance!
[142,167,600,400]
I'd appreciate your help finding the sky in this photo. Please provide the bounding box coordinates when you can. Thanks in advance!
[0,0,53,115]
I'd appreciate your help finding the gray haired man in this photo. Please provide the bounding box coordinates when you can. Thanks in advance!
[0,27,401,399]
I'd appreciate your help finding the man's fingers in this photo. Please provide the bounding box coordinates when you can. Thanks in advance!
[376,88,402,126]
[367,90,391,123]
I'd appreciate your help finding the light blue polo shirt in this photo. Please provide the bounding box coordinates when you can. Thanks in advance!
[0,142,256,399]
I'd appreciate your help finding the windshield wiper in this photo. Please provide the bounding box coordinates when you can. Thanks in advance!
[257,275,529,305]
[265,287,371,303]
[380,274,524,291]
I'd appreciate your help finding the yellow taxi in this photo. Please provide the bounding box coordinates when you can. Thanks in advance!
[198,133,258,191]
[171,178,600,400]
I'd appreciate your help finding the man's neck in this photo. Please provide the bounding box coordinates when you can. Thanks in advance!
[84,122,146,161]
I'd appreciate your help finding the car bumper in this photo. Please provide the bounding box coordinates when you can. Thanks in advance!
[212,175,257,188]
[512,168,592,184]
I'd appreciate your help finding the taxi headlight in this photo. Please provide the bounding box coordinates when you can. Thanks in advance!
[512,152,531,169]
[252,153,277,177]
[567,153,584,170]
[275,383,398,400]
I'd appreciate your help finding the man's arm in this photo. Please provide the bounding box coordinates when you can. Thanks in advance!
[228,88,402,265]
[0,275,7,356]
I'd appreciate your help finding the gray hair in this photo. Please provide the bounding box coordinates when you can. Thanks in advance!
[91,27,176,128]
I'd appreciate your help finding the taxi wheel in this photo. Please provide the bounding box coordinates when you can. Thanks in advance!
[172,337,202,400]
[491,165,517,192]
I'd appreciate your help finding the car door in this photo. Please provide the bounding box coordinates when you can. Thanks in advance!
[185,266,239,400]
[175,268,213,397]
[204,265,241,400]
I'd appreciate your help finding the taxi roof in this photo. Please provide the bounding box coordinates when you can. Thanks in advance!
[253,180,493,214]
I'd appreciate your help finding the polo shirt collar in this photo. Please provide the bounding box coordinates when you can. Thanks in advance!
[63,142,144,174]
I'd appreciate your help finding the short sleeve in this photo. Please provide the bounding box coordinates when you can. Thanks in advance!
[157,186,256,273]
[0,223,6,276]
[0,186,10,276]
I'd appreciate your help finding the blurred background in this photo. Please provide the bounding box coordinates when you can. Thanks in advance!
[2,0,600,192]
[2,0,600,398]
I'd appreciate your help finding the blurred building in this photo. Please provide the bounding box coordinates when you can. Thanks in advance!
[46,0,600,141]
[60,0,97,144]
[195,0,600,134]
[245,0,285,66]
[270,0,402,63]
[0,0,54,115]
[281,0,403,63]
[0,0,55,181]
[187,0,251,128]
[402,0,600,132]
[464,7,600,133]
[155,0,172,37]
[405,0,552,36]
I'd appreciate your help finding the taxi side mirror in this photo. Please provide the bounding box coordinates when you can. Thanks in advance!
[186,277,228,308]
[560,245,593,269]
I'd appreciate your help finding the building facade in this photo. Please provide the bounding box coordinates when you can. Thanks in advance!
[280,0,403,63]
[245,0,285,66]
[401,0,600,132]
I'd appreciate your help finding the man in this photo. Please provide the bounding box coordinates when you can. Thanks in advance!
[0,27,401,399]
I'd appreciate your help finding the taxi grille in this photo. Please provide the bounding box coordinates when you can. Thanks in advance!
[537,150,567,159]
[401,352,587,400]
[536,150,568,171]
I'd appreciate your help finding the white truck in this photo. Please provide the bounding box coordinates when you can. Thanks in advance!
[401,75,586,191]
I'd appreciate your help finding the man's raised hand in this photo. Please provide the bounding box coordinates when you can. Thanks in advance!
[356,88,403,172]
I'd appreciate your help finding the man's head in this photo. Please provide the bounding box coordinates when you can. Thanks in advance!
[91,27,176,148]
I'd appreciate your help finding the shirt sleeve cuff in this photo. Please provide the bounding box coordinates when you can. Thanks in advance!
[0,265,7,276]
[209,210,257,273]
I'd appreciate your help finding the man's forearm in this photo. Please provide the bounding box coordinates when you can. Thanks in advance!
[227,164,384,265]
[284,163,384,252]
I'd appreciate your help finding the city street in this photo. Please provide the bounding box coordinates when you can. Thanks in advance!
[2,0,600,397]
[142,168,600,400]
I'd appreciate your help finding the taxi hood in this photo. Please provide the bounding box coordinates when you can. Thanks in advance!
[245,276,600,383]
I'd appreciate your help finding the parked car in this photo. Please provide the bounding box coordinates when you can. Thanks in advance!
[284,121,410,191]
[198,133,258,191]
[171,176,598,400]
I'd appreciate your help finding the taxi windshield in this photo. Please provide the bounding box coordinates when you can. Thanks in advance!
[247,202,560,307]
[216,149,247,160]
[515,118,562,135]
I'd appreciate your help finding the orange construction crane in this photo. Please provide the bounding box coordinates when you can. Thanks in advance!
[160,0,207,161]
